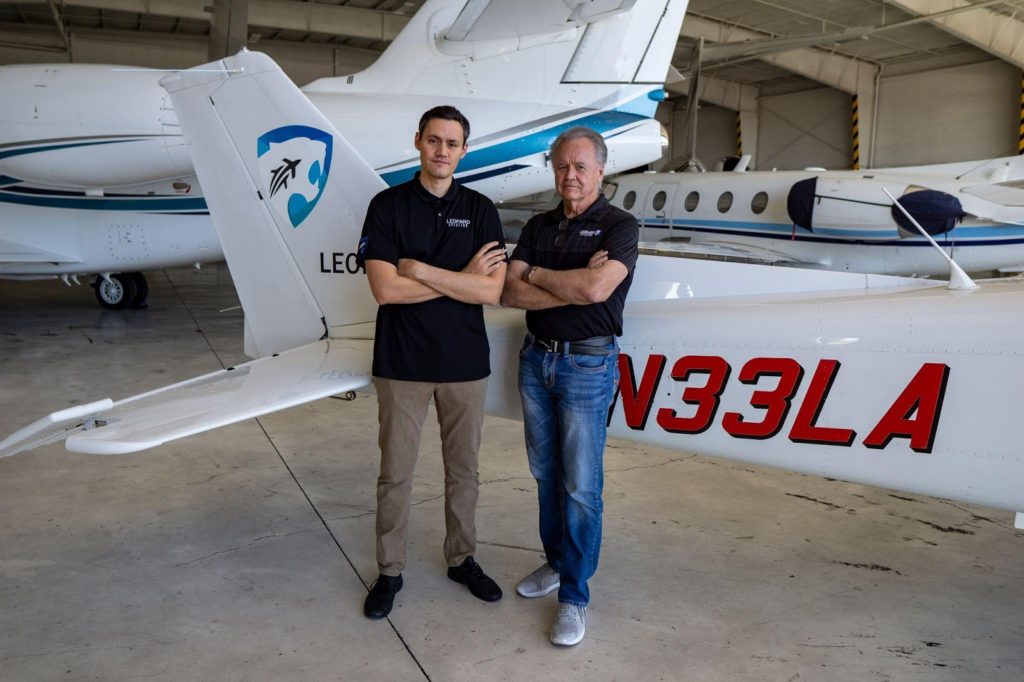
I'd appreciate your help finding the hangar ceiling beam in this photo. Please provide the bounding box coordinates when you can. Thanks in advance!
[45,0,69,51]
[887,0,1024,69]
[208,0,248,60]
[2,1,411,41]
[681,14,880,167]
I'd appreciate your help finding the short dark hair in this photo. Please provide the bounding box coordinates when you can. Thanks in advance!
[418,105,470,144]
[550,126,607,166]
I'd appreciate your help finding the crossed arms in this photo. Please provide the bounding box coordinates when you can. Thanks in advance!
[499,250,628,310]
[365,241,508,306]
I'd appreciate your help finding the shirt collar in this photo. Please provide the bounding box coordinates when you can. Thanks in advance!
[411,172,461,203]
[552,194,608,224]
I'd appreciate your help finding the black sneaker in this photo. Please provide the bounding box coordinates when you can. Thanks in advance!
[447,556,502,602]
[364,574,403,619]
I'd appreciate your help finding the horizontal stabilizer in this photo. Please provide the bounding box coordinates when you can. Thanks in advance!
[0,399,114,458]
[0,339,372,458]
[962,179,1024,207]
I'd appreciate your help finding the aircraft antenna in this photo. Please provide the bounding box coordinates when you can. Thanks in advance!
[883,187,978,290]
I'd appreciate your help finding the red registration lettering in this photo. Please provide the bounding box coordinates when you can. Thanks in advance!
[788,359,856,446]
[863,363,950,454]
[722,357,804,440]
[617,354,666,430]
[656,356,731,435]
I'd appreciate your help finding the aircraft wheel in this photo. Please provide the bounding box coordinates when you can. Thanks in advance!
[127,272,149,308]
[94,273,138,310]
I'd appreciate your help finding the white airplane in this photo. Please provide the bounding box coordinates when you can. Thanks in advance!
[0,0,685,309]
[2,51,1022,533]
[607,157,1024,276]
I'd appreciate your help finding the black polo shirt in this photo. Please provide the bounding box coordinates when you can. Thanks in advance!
[510,195,638,341]
[358,177,505,382]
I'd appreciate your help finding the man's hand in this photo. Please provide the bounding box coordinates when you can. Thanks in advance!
[397,258,423,280]
[588,249,609,269]
[463,241,507,275]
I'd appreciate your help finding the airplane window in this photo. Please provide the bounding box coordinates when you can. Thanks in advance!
[684,191,699,212]
[751,191,768,214]
[623,191,636,210]
[717,191,733,213]
[652,191,667,211]
[603,181,618,201]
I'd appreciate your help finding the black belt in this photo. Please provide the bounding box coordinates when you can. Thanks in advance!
[530,335,615,356]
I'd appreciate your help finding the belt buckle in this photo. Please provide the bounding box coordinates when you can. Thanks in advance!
[537,338,559,353]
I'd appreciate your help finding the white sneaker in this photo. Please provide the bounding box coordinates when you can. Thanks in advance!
[516,562,560,598]
[550,603,586,646]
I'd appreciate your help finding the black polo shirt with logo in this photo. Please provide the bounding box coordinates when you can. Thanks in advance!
[358,177,505,382]
[509,195,638,341]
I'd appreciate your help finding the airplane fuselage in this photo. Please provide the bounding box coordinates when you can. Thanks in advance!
[610,167,1024,276]
[0,64,665,279]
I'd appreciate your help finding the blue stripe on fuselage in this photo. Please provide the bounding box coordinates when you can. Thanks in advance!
[0,138,147,161]
[379,95,656,187]
[641,218,1024,246]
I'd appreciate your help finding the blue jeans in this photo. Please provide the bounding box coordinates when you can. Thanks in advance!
[518,337,620,607]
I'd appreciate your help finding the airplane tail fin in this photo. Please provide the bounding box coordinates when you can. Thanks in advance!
[161,51,384,358]
[304,0,688,100]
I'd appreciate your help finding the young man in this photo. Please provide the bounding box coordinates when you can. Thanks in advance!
[357,105,507,619]
[500,126,639,646]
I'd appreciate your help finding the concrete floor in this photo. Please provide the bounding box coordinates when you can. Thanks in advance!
[1,265,1022,682]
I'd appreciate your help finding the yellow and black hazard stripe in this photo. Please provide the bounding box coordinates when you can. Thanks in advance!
[735,110,743,157]
[851,93,860,170]
[1018,74,1024,155]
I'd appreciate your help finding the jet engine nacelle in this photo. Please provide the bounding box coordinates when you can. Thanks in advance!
[787,177,964,239]
[0,64,193,189]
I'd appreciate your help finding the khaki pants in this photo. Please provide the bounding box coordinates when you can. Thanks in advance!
[374,377,488,576]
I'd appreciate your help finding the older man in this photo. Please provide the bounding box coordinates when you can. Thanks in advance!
[358,105,508,620]
[500,126,639,646]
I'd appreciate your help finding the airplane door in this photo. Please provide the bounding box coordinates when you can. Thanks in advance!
[640,183,677,240]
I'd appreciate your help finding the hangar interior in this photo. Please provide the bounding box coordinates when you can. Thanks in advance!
[1,0,1022,170]
[1,1,1023,680]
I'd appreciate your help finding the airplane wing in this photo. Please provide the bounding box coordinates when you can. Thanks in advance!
[0,235,81,264]
[0,339,372,457]
[642,239,817,266]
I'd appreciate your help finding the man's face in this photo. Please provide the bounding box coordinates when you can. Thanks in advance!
[415,118,467,181]
[553,137,604,204]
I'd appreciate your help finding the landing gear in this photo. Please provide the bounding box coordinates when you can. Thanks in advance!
[127,272,149,309]
[93,272,149,310]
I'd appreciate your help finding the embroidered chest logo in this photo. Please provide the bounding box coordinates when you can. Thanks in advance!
[579,229,602,237]
[447,218,471,229]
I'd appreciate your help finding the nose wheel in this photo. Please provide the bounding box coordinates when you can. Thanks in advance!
[93,272,149,309]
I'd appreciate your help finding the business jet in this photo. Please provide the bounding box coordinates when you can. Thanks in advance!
[0,0,685,309]
[607,156,1024,276]
[2,50,1021,532]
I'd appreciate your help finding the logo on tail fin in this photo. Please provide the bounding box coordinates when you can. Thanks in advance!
[256,125,333,228]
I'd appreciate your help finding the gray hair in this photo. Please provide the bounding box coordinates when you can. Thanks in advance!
[550,126,608,166]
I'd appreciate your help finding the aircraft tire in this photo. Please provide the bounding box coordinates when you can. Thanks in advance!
[127,272,149,309]
[94,273,138,310]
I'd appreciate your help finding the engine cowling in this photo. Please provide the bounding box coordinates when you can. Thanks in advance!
[787,176,964,239]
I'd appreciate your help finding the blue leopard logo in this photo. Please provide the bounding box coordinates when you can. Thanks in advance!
[256,125,333,228]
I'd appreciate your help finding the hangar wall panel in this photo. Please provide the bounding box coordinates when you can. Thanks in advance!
[756,88,851,171]
[873,60,1018,167]
[665,100,737,169]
